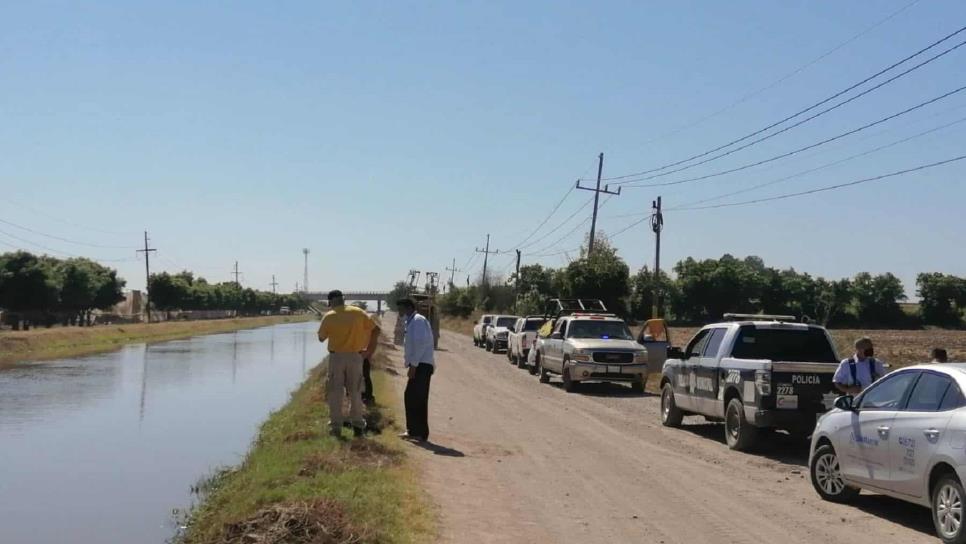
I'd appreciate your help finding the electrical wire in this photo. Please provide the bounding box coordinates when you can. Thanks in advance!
[669,113,966,209]
[516,196,594,251]
[612,37,966,186]
[672,154,966,211]
[598,24,966,183]
[0,197,132,237]
[0,217,137,249]
[622,83,966,188]
[633,0,923,147]
[0,227,133,262]
[503,185,576,251]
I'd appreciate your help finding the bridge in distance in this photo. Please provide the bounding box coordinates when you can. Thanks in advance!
[304,290,390,312]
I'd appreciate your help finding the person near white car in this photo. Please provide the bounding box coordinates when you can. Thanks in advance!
[833,337,886,395]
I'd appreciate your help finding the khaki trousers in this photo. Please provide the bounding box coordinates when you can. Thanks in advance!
[327,352,366,429]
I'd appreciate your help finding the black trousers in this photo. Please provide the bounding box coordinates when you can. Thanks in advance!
[404,363,434,439]
[362,358,374,402]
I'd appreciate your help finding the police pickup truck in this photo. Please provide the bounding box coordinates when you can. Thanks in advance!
[660,314,840,451]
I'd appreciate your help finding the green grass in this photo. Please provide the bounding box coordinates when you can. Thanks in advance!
[180,353,434,544]
[0,315,316,366]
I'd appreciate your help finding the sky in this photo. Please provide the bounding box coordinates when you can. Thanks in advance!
[0,0,964,298]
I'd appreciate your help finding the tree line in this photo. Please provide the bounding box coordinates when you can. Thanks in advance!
[432,238,966,329]
[148,271,306,317]
[0,251,125,329]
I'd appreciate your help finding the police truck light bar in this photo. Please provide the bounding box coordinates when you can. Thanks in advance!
[722,313,797,322]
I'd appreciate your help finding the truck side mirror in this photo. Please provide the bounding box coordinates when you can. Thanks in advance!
[667,346,685,360]
[834,395,855,411]
[551,332,563,340]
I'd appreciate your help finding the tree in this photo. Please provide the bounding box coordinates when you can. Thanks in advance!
[386,281,410,308]
[917,273,966,327]
[628,266,675,321]
[671,255,764,322]
[512,264,554,299]
[815,278,854,326]
[561,236,630,316]
[852,272,906,326]
[0,251,60,329]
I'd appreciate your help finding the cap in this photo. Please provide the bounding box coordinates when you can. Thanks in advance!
[327,289,344,301]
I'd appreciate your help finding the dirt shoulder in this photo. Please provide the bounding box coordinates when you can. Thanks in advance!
[394,313,936,544]
[0,314,316,366]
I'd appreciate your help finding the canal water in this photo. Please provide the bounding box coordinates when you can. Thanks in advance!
[0,321,323,544]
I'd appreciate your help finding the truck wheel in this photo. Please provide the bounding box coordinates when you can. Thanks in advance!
[631,377,646,394]
[724,397,759,451]
[932,474,966,543]
[562,365,578,393]
[516,353,527,370]
[661,383,684,427]
[537,355,550,384]
[810,444,859,503]
[485,341,492,352]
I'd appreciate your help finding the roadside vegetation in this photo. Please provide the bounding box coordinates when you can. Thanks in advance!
[0,314,314,366]
[180,345,432,544]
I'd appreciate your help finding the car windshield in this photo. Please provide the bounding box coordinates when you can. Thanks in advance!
[482,316,493,324]
[496,317,517,328]
[567,320,633,340]
[523,319,546,331]
[730,326,837,363]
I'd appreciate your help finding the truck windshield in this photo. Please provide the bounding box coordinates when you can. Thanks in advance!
[482,316,493,324]
[523,319,546,331]
[730,326,837,363]
[496,317,517,327]
[567,320,634,340]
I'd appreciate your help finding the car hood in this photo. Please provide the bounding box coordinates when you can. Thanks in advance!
[489,327,511,334]
[568,338,642,351]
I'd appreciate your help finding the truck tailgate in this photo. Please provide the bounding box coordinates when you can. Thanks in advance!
[770,361,838,412]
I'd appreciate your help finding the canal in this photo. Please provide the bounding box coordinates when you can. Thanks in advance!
[0,321,322,544]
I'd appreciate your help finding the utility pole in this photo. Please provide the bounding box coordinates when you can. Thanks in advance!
[475,234,499,287]
[302,248,310,294]
[651,196,664,318]
[445,258,460,288]
[136,231,157,323]
[514,249,522,288]
[270,275,278,294]
[577,152,620,255]
[232,261,241,285]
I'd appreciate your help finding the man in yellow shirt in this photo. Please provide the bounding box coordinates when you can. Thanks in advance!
[318,290,380,438]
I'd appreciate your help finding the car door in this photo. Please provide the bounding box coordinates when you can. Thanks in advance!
[887,371,960,497]
[511,319,523,355]
[692,328,727,414]
[836,370,920,488]
[676,329,711,412]
[545,319,568,372]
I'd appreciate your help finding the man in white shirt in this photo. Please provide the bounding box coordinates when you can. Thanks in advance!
[833,337,886,395]
[397,297,435,442]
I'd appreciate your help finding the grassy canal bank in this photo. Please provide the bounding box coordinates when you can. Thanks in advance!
[181,345,433,544]
[0,314,316,366]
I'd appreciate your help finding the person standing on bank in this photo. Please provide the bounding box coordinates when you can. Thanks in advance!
[317,290,380,438]
[833,337,886,395]
[397,297,435,442]
[932,348,949,363]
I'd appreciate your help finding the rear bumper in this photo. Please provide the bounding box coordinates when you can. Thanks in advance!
[746,406,825,432]
[570,362,646,382]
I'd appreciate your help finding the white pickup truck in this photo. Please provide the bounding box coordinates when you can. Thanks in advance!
[506,316,548,369]
[472,314,494,348]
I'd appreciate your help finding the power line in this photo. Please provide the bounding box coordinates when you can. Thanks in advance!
[0,197,131,237]
[635,0,923,146]
[622,83,966,188]
[672,154,966,211]
[612,36,966,186]
[0,217,137,249]
[503,185,576,250]
[527,195,614,256]
[670,113,966,209]
[0,227,133,262]
[599,24,966,183]
[517,196,594,250]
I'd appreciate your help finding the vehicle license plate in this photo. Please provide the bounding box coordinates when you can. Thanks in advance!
[608,365,621,374]
[776,394,798,409]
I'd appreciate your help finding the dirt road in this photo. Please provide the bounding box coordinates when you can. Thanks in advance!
[386,314,936,543]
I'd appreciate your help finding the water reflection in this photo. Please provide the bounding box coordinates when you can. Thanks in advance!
[0,321,322,544]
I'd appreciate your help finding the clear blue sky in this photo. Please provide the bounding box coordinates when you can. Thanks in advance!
[1,1,963,298]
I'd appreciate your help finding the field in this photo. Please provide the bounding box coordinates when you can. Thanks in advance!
[0,314,316,366]
[440,314,966,367]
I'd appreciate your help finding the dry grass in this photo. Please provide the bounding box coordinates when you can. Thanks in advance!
[217,500,366,544]
[0,315,315,366]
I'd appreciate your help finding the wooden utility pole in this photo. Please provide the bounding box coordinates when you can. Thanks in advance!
[136,231,156,323]
[445,258,460,288]
[232,261,241,285]
[475,234,499,286]
[651,197,664,318]
[577,153,620,255]
[270,275,278,294]
[514,249,522,289]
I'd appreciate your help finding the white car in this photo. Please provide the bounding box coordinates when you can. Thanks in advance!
[473,314,494,348]
[484,315,520,353]
[506,316,547,369]
[809,363,966,544]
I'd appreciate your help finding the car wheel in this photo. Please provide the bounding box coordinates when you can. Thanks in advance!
[516,353,527,370]
[631,377,646,394]
[810,444,859,503]
[537,355,550,384]
[661,383,684,427]
[485,341,492,352]
[933,474,966,543]
[562,363,578,393]
[724,397,759,451]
